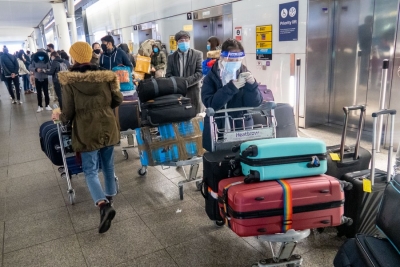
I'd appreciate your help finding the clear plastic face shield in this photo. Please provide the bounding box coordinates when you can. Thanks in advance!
[219,51,246,86]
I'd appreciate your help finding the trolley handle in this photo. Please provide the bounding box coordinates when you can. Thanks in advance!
[343,105,366,113]
[205,102,276,117]
[372,109,396,117]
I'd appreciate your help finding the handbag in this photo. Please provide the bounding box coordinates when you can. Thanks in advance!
[134,55,151,74]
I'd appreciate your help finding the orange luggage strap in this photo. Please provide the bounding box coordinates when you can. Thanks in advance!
[277,179,293,233]
[221,181,244,226]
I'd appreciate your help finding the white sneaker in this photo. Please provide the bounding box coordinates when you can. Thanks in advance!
[37,106,43,113]
[9,96,12,100]
[11,100,16,104]
[45,105,52,111]
[18,100,23,105]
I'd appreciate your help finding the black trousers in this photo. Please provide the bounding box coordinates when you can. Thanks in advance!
[6,76,21,101]
[53,81,62,110]
[36,79,49,107]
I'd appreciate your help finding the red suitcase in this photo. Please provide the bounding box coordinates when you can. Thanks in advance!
[218,175,348,237]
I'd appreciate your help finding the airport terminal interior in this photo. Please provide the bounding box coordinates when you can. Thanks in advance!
[0,0,400,266]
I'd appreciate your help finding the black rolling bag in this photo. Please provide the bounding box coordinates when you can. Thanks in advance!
[39,121,63,166]
[326,105,371,179]
[140,94,196,126]
[137,77,188,103]
[201,151,242,224]
[115,100,140,131]
[337,109,396,238]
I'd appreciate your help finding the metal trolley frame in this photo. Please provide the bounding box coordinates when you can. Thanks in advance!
[120,129,137,160]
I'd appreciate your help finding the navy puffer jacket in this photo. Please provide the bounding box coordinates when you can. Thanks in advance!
[0,53,19,76]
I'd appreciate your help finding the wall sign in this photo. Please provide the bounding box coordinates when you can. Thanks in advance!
[133,25,138,31]
[256,25,272,60]
[279,1,299,41]
[187,12,192,20]
[169,35,177,52]
[235,27,242,41]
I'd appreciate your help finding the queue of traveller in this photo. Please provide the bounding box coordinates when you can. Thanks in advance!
[1,32,262,234]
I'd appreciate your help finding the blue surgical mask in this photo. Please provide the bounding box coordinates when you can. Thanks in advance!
[38,56,44,61]
[221,61,242,85]
[153,48,159,53]
[207,45,211,51]
[178,42,190,52]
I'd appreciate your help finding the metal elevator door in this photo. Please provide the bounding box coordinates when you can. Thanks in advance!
[193,16,226,59]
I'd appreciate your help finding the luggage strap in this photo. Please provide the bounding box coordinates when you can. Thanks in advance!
[277,180,293,233]
[222,181,244,226]
[170,76,178,94]
[207,187,218,200]
[151,78,159,96]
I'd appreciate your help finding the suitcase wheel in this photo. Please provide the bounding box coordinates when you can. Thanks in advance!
[231,144,240,153]
[122,150,129,160]
[58,167,64,173]
[340,181,353,191]
[215,220,225,227]
[341,216,353,226]
[138,167,147,176]
[244,176,260,184]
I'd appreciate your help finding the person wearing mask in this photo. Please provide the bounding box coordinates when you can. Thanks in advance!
[52,41,123,234]
[17,51,30,95]
[46,43,55,54]
[118,43,136,69]
[201,39,263,151]
[47,51,67,109]
[155,40,168,61]
[30,50,52,112]
[91,42,102,65]
[1,46,22,104]
[59,51,71,67]
[150,42,166,78]
[100,35,133,70]
[202,36,221,76]
[166,31,203,114]
[26,50,31,60]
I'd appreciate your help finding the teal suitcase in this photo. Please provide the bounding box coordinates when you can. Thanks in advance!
[239,137,327,183]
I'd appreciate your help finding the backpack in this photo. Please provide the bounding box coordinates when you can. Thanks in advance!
[54,62,68,83]
[138,39,156,57]
[112,65,135,91]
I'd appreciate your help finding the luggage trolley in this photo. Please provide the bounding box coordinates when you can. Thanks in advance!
[54,122,120,204]
[120,129,136,160]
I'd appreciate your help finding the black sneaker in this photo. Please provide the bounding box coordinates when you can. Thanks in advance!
[106,196,114,206]
[99,203,116,234]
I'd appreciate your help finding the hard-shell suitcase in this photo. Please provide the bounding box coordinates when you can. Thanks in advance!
[40,121,55,152]
[337,109,396,238]
[326,105,371,179]
[218,175,349,237]
[140,94,196,126]
[137,76,188,103]
[115,100,140,131]
[238,137,327,183]
[252,103,297,138]
[40,121,63,166]
[258,84,274,102]
[201,151,242,222]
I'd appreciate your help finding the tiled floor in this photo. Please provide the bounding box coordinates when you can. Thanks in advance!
[0,84,392,267]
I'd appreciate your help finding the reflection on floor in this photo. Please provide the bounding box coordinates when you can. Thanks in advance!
[0,85,392,267]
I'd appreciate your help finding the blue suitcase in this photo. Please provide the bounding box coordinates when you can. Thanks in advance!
[239,137,327,183]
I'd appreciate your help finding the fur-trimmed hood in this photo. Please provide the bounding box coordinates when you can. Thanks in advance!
[58,70,120,95]
[32,51,50,63]
[207,50,220,59]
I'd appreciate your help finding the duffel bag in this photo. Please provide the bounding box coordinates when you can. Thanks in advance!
[137,77,188,103]
[140,94,196,126]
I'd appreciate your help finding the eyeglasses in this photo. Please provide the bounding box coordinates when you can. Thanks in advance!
[177,38,190,43]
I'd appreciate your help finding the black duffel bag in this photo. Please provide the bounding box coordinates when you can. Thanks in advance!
[137,76,188,103]
[140,94,196,126]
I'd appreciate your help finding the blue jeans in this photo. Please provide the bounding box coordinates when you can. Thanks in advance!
[22,74,30,91]
[81,146,117,205]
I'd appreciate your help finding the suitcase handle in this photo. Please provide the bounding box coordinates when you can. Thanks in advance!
[340,105,366,162]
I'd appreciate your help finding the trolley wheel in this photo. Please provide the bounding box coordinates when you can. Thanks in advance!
[58,167,64,173]
[122,150,128,160]
[138,167,147,176]
[317,228,325,234]
[179,185,184,200]
[68,189,75,205]
[115,176,120,193]
[61,172,67,179]
[215,220,225,227]
[196,181,202,191]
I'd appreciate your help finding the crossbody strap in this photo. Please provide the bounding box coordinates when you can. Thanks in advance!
[277,180,293,233]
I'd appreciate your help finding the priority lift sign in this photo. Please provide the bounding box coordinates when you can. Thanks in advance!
[279,1,299,41]
[256,25,272,60]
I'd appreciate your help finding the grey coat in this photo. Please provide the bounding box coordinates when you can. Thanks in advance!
[29,51,51,81]
[166,48,203,114]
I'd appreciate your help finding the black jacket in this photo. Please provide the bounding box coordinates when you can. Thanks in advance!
[99,47,133,70]
[0,53,19,76]
[166,48,203,114]
[47,56,65,81]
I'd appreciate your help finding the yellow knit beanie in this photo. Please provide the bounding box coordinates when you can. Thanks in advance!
[69,41,93,64]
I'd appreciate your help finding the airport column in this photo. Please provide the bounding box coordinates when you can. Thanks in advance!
[52,2,71,51]
[67,0,78,43]
[28,36,37,52]
[34,27,44,49]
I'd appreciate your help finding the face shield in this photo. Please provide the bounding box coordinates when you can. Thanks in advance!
[219,51,246,86]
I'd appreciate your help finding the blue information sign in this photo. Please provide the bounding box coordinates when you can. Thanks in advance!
[279,1,299,42]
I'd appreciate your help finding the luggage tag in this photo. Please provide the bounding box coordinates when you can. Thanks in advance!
[363,178,372,193]
[329,153,341,161]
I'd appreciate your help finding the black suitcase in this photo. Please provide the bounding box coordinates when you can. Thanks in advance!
[326,105,371,179]
[137,77,188,103]
[140,94,196,126]
[337,109,396,238]
[39,121,63,166]
[201,151,242,224]
[40,121,55,152]
[252,103,297,138]
[115,100,140,131]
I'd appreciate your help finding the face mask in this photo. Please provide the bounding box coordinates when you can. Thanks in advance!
[207,45,211,51]
[94,49,101,54]
[220,61,242,85]
[101,44,107,52]
[178,42,190,52]
[46,49,51,53]
[153,48,159,53]
[38,56,44,61]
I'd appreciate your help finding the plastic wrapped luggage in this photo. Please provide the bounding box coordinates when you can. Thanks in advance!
[140,94,196,126]
[326,105,371,179]
[201,151,242,223]
[337,109,396,238]
[137,77,188,103]
[112,65,135,91]
[238,137,327,183]
[218,175,350,237]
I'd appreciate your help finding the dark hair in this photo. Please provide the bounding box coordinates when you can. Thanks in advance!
[17,51,24,60]
[60,51,69,61]
[100,35,114,46]
[50,51,59,58]
[221,38,244,52]
[92,42,100,49]
[27,50,30,54]
[47,43,54,50]
[207,36,220,50]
